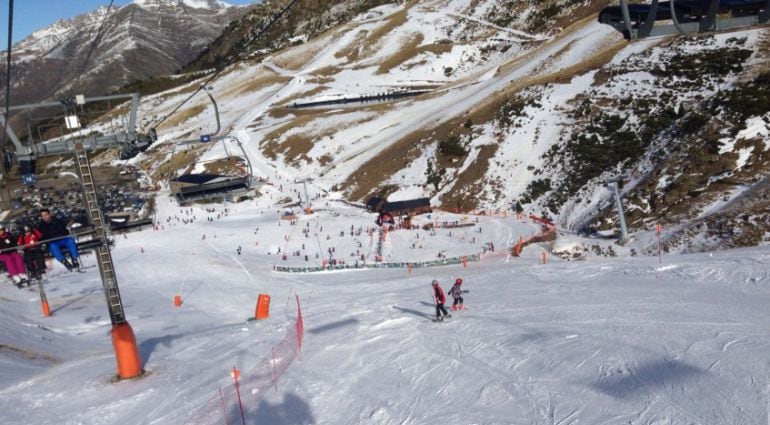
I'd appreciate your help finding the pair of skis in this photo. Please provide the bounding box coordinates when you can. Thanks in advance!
[14,274,49,290]
[431,305,467,322]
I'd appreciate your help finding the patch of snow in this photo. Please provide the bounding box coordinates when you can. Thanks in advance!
[735,146,754,169]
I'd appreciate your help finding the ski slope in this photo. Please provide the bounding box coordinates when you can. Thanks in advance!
[1,193,770,424]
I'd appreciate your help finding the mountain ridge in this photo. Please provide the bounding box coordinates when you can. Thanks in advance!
[0,0,250,106]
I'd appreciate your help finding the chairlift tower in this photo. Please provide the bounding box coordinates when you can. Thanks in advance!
[75,144,142,378]
[1,93,150,380]
[602,178,629,245]
[167,87,255,200]
[302,177,312,211]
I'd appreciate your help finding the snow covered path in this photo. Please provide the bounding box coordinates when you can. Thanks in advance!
[1,199,769,424]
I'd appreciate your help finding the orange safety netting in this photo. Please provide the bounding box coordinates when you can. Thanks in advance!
[188,295,304,425]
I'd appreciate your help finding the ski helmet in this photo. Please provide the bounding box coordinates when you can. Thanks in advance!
[23,225,31,232]
[431,279,439,286]
[455,278,462,285]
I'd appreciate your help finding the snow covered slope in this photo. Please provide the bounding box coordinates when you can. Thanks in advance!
[1,189,769,424]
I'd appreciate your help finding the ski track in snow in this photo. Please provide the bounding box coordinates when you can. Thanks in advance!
[1,192,769,424]
[4,4,770,424]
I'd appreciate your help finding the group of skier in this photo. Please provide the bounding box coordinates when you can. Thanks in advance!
[431,278,469,322]
[0,208,81,287]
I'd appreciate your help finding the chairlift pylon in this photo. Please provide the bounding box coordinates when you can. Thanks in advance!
[0,92,157,171]
[165,89,255,202]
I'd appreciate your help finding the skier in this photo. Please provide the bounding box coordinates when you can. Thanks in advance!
[0,224,29,286]
[37,208,80,271]
[17,225,46,281]
[431,280,451,322]
[448,278,469,310]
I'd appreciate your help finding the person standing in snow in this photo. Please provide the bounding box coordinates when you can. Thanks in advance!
[37,208,80,271]
[17,225,46,281]
[431,280,451,322]
[448,278,469,310]
[0,224,29,286]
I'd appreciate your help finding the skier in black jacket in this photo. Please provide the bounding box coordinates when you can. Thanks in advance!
[37,209,80,271]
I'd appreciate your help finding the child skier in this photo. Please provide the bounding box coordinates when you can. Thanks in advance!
[18,225,46,281]
[449,278,469,310]
[0,224,29,286]
[431,280,451,322]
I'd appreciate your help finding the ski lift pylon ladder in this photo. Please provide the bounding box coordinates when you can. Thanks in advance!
[74,144,126,325]
[599,0,770,39]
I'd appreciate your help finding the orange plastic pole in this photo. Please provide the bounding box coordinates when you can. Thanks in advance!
[174,295,182,307]
[462,256,467,268]
[408,263,412,274]
[541,252,547,265]
[255,294,271,320]
[111,322,143,379]
[38,282,51,317]
[41,300,51,317]
[231,367,246,425]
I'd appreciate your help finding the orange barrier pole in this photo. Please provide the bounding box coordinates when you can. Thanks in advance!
[231,367,246,425]
[111,322,143,379]
[38,281,51,317]
[174,295,182,307]
[41,300,51,317]
[255,293,271,320]
[541,252,547,265]
[408,263,413,274]
[462,256,468,268]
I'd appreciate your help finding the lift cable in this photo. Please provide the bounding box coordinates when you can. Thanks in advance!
[2,0,14,147]
[149,0,300,130]
[73,0,116,92]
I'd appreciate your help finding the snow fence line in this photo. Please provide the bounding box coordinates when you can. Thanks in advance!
[433,208,517,218]
[273,254,481,273]
[512,214,557,257]
[187,296,304,425]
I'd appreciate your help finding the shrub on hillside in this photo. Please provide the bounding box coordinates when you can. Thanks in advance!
[438,133,468,157]
[710,71,770,133]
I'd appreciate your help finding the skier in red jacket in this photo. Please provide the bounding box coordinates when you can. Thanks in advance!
[432,280,451,322]
[18,225,46,281]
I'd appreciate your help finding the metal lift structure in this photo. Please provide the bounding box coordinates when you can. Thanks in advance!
[1,93,154,380]
[599,0,770,39]
[165,88,255,204]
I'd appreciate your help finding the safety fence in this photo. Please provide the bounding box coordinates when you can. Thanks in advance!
[274,254,481,273]
[512,214,557,256]
[187,296,304,425]
[434,208,521,218]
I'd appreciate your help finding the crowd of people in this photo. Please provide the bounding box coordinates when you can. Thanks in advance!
[0,208,81,287]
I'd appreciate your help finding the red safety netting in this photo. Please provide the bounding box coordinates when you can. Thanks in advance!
[187,295,304,425]
[511,214,557,257]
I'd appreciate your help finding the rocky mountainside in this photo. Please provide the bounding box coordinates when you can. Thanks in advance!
[184,0,400,71]
[46,0,770,252]
[0,0,250,105]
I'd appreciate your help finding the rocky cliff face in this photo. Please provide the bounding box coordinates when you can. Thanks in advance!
[1,0,249,105]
